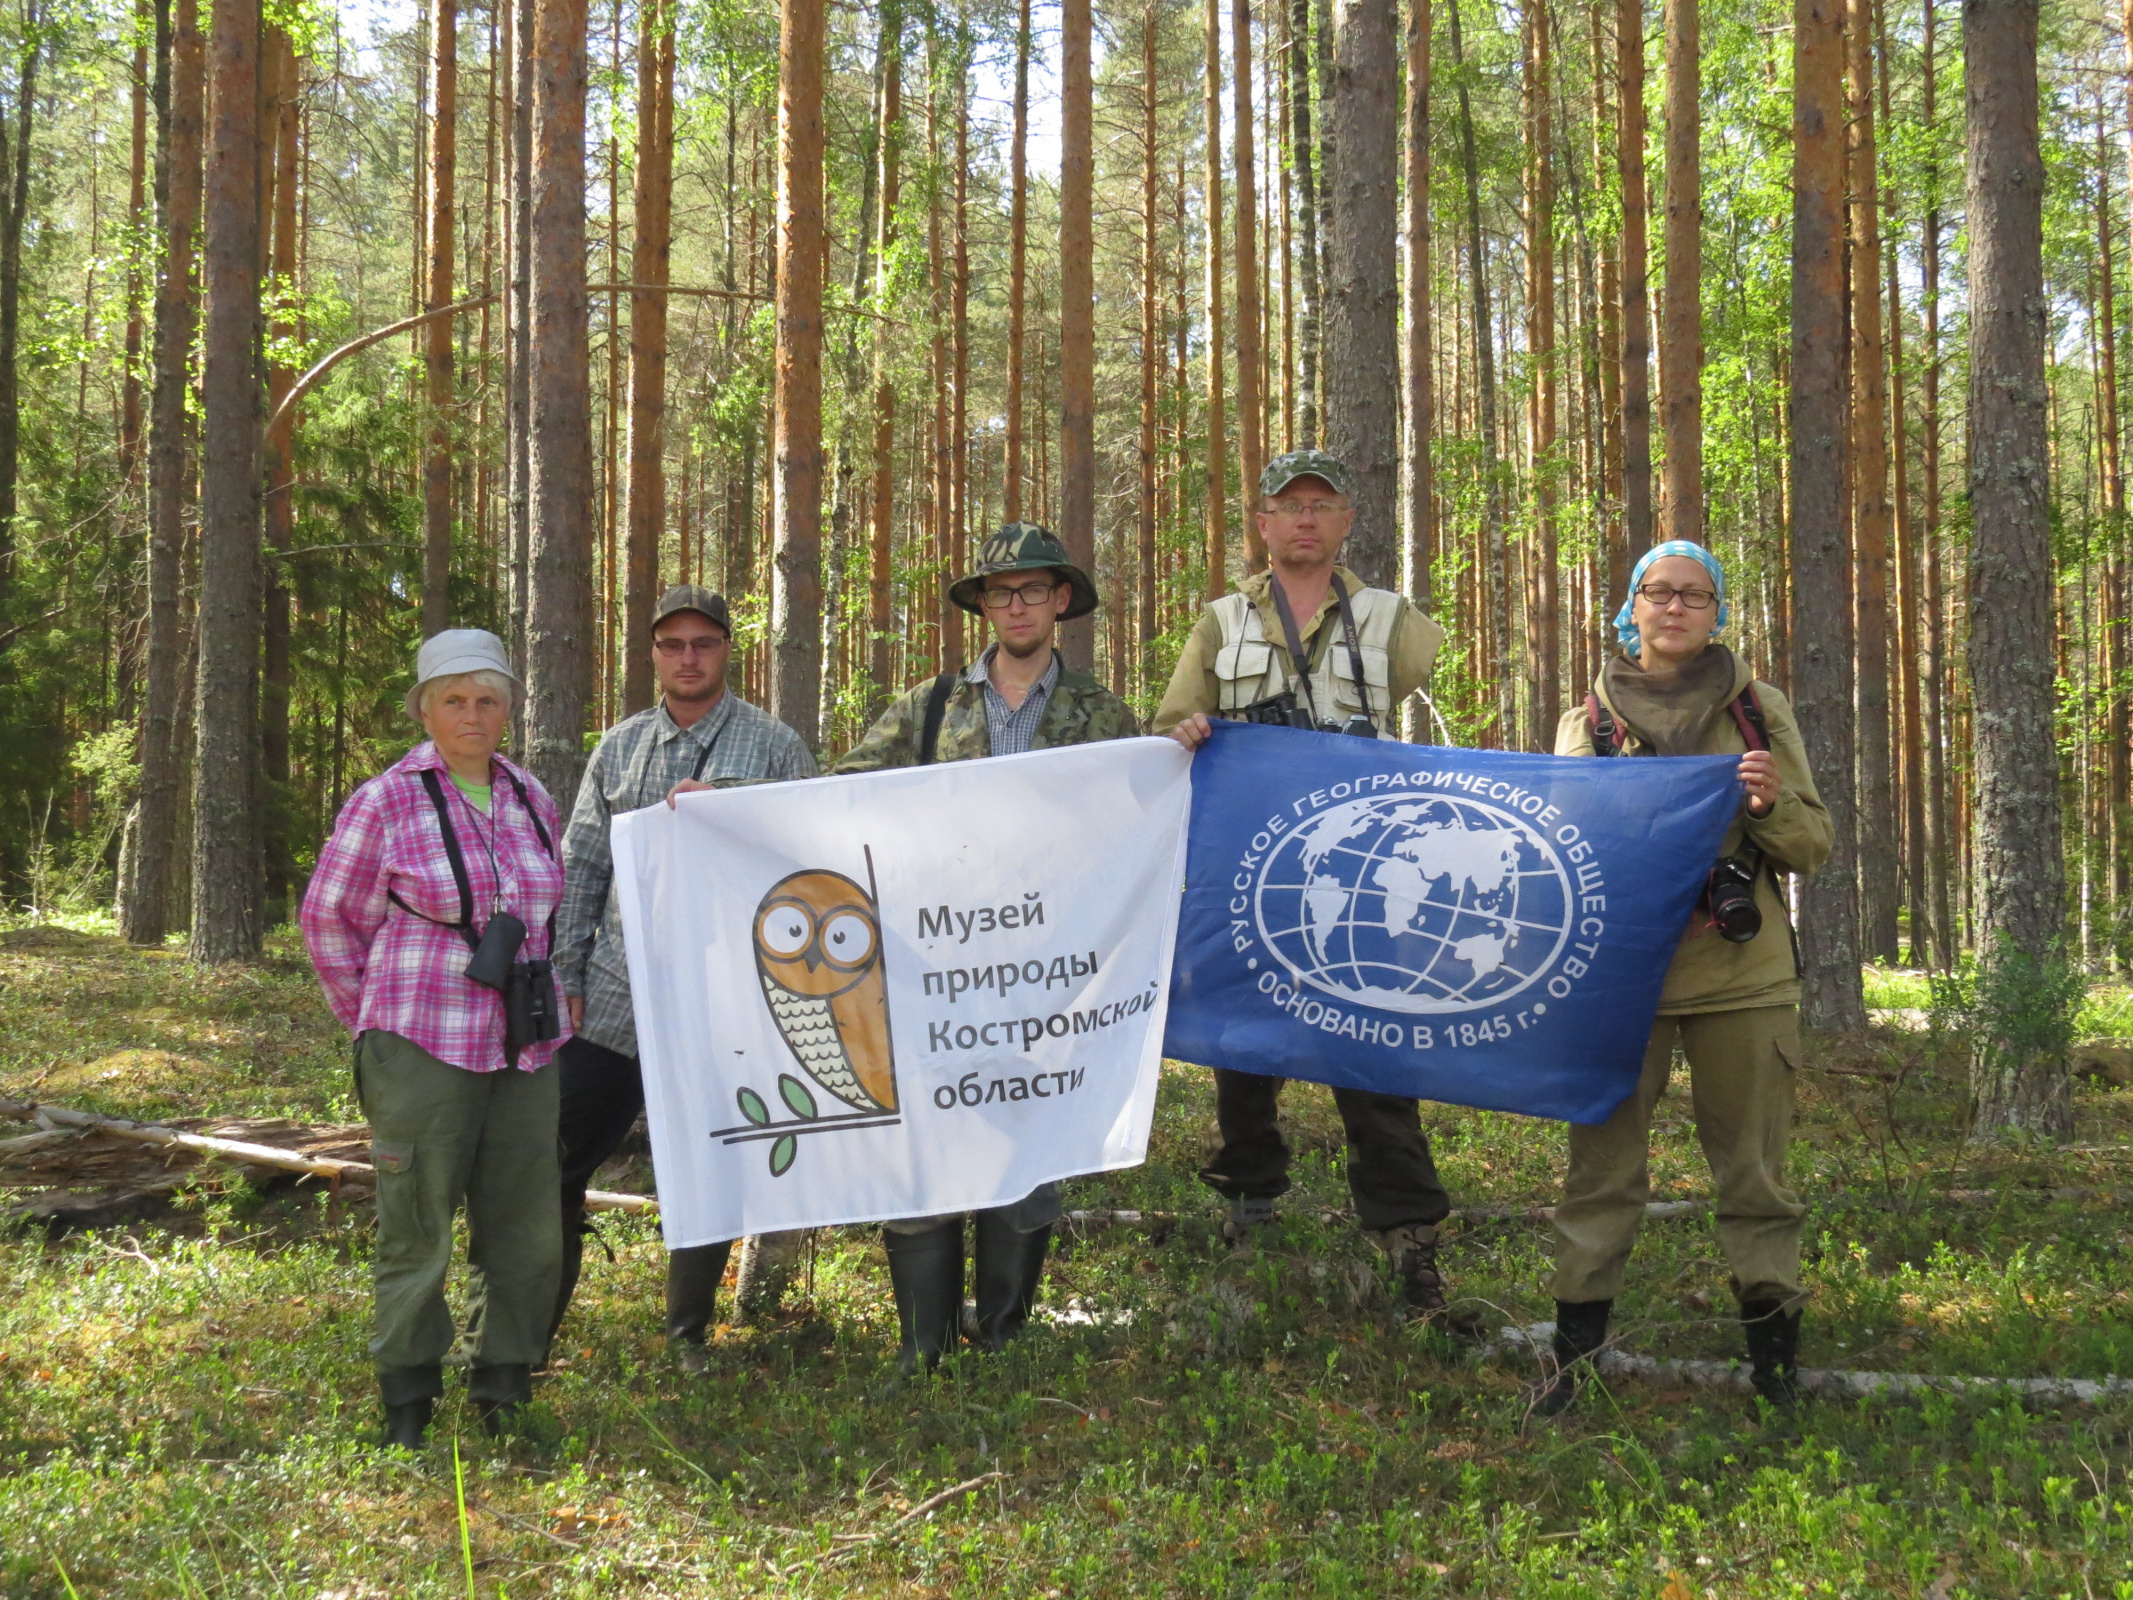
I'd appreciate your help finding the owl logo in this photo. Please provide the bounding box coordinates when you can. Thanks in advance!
[728,851,901,1176]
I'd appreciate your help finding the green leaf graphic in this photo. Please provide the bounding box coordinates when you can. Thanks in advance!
[769,1135,797,1177]
[737,1086,771,1126]
[778,1074,819,1120]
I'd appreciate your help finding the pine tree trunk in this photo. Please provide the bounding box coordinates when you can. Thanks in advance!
[1591,0,1624,606]
[1920,0,1953,969]
[1964,0,2070,1137]
[866,5,900,707]
[0,1,39,597]
[1616,0,1652,554]
[1526,0,1557,742]
[1789,0,1866,1029]
[1004,0,1029,522]
[261,26,297,923]
[505,0,535,702]
[1058,0,1096,669]
[1203,0,1226,600]
[950,46,969,668]
[1324,0,1398,589]
[1140,1,1160,685]
[1659,0,1698,543]
[524,0,594,817]
[1847,0,1897,962]
[1290,0,1319,445]
[421,0,457,638]
[120,28,148,490]
[190,0,262,963]
[1885,0,1926,970]
[122,0,201,947]
[1234,0,1264,572]
[771,0,824,747]
[623,1,673,715]
[1401,0,1431,609]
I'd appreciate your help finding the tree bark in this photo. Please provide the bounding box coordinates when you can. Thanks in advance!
[1058,0,1095,669]
[122,0,201,947]
[1847,0,1897,962]
[1324,0,1398,589]
[1920,0,1953,970]
[0,0,40,597]
[623,0,673,715]
[1291,0,1320,444]
[120,28,148,491]
[524,0,594,817]
[421,0,457,638]
[1139,2,1160,685]
[1004,0,1029,522]
[1659,0,1698,543]
[1203,0,1226,600]
[1617,0,1652,554]
[771,0,824,747]
[1401,0,1431,609]
[1789,0,1866,1029]
[260,26,297,923]
[190,0,262,963]
[1591,0,1623,606]
[1234,0,1265,572]
[1964,0,2070,1136]
[1526,0,1558,742]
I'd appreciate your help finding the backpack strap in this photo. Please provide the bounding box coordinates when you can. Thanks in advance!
[1586,693,1624,757]
[918,670,959,765]
[1727,682,1772,752]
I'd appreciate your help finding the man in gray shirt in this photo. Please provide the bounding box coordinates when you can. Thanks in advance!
[549,584,816,1370]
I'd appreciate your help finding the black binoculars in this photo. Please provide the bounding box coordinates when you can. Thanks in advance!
[1236,690,1378,740]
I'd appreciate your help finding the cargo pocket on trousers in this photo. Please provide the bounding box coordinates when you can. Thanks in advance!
[369,1141,434,1242]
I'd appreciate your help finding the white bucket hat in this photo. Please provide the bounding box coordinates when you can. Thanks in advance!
[405,628,520,720]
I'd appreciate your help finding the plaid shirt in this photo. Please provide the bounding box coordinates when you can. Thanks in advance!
[301,742,569,1074]
[971,645,1061,756]
[556,693,818,1056]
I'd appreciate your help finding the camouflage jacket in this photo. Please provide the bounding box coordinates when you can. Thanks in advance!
[832,659,1140,773]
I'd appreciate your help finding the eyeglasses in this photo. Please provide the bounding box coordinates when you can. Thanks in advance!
[1263,500,1347,518]
[980,580,1059,609]
[653,635,728,657]
[1634,582,1718,610]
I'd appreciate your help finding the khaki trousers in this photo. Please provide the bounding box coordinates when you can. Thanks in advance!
[355,1030,562,1394]
[1549,1005,1805,1307]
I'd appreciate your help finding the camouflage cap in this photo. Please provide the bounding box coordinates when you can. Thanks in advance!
[946,522,1101,621]
[650,583,731,635]
[1259,447,1352,501]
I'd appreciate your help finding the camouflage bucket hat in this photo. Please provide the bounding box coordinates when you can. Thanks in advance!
[946,522,1101,621]
[1260,447,1352,500]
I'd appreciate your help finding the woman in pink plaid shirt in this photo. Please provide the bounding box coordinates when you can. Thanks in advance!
[302,629,571,1450]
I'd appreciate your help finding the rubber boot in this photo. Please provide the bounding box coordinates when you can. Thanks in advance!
[1741,1299,1802,1407]
[468,1363,533,1437]
[378,1366,443,1449]
[666,1240,735,1374]
[884,1221,964,1375]
[1527,1299,1612,1419]
[972,1213,1051,1351]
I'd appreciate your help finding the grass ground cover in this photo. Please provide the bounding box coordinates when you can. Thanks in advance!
[1,926,2131,1597]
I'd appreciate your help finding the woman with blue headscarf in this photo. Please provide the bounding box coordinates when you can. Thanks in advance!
[1530,541,1833,1417]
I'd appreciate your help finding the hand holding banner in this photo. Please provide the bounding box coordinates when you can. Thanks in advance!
[611,738,1192,1248]
[1162,722,1743,1124]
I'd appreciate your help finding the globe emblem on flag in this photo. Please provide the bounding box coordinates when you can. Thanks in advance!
[1252,793,1574,1015]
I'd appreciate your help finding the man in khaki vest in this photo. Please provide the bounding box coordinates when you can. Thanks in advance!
[1155,449,1478,1332]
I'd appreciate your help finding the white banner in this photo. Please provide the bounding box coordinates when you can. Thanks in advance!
[610,737,1193,1247]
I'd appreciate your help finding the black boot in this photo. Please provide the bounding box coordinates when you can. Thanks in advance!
[382,1397,433,1449]
[468,1363,534,1436]
[1741,1299,1802,1407]
[1379,1223,1488,1338]
[543,1205,590,1366]
[884,1220,964,1375]
[1527,1299,1611,1419]
[972,1213,1050,1352]
[666,1240,735,1374]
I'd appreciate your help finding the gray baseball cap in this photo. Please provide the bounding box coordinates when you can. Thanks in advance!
[1259,447,1352,500]
[405,628,518,720]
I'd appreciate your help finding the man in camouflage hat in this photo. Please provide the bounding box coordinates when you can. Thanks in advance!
[841,522,1138,1370]
[1153,449,1479,1335]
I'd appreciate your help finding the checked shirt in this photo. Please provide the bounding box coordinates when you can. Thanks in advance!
[301,742,569,1074]
[556,693,818,1057]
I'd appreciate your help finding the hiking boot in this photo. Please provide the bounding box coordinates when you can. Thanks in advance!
[381,1397,433,1450]
[1741,1298,1802,1407]
[1379,1223,1487,1337]
[1221,1196,1279,1244]
[673,1337,711,1376]
[1526,1299,1611,1419]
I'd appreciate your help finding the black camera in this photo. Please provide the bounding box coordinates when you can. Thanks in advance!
[1706,853,1763,944]
[463,911,528,990]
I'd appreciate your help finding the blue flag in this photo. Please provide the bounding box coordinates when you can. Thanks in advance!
[1162,721,1745,1124]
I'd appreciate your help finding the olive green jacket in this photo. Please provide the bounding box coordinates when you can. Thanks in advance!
[1151,565,1445,734]
[1554,652,1834,1015]
[832,658,1139,773]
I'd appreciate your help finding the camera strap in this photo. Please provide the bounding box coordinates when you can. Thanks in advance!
[1329,575,1375,730]
[1270,577,1374,727]
[1266,579,1322,722]
[388,765,557,953]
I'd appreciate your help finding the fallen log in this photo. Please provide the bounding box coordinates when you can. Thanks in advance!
[0,1097,656,1215]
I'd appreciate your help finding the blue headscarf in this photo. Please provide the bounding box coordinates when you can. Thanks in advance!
[1613,540,1729,656]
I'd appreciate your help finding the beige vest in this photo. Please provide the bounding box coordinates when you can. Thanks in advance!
[1209,582,1402,723]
